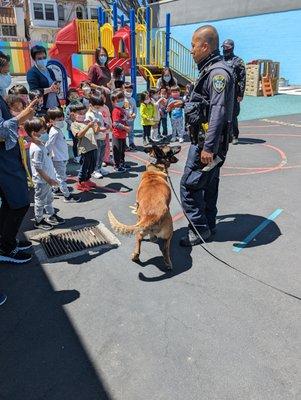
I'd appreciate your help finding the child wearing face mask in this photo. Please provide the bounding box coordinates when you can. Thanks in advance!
[46,108,80,203]
[28,89,44,117]
[149,88,164,142]
[6,95,33,186]
[80,82,92,108]
[167,86,184,143]
[124,83,137,151]
[85,94,108,179]
[70,103,98,191]
[158,87,169,138]
[140,91,155,146]
[65,88,82,163]
[24,117,65,231]
[111,90,130,172]
[97,90,112,166]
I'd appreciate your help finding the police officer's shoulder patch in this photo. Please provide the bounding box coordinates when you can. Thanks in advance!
[212,74,226,93]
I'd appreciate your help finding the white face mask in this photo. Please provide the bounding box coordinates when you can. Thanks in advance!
[0,73,12,91]
[53,120,66,130]
[125,91,133,98]
[144,99,150,104]
[83,86,91,94]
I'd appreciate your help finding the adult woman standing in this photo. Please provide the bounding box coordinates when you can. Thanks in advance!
[88,48,112,93]
[156,67,178,90]
[0,52,37,264]
[26,45,60,113]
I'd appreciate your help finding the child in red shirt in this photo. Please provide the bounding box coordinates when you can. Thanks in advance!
[111,90,130,172]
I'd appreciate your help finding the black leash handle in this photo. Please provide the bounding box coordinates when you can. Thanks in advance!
[167,174,301,301]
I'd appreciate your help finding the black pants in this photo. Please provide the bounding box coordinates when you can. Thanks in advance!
[158,118,168,136]
[180,144,220,233]
[78,150,97,182]
[233,101,240,139]
[69,129,78,158]
[143,125,151,141]
[0,188,29,254]
[112,137,126,168]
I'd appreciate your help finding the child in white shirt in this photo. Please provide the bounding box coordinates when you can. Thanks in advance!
[46,108,80,202]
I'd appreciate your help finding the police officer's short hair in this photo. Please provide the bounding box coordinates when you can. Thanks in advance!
[195,25,219,50]
[24,117,46,137]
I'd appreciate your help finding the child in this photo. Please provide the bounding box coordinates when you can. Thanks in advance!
[80,82,92,108]
[85,94,108,179]
[167,86,184,143]
[111,89,130,172]
[98,89,112,167]
[24,117,65,231]
[65,88,82,163]
[46,107,80,203]
[158,87,169,138]
[140,91,155,146]
[70,103,98,191]
[8,84,29,105]
[124,83,137,151]
[150,88,164,142]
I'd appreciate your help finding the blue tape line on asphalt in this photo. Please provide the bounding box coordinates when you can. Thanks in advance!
[233,208,283,253]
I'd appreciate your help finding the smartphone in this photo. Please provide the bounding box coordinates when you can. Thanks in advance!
[54,80,61,85]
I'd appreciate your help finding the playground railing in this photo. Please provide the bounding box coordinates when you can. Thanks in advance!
[77,20,99,53]
[169,37,198,81]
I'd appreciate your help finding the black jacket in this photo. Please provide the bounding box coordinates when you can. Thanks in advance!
[26,65,59,109]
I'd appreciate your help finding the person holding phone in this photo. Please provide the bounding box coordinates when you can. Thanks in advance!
[26,45,60,113]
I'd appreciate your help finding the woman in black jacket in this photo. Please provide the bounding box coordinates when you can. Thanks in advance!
[26,45,60,113]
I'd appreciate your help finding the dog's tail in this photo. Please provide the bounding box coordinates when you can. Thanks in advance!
[108,210,158,235]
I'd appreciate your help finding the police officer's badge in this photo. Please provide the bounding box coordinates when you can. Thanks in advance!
[213,75,226,93]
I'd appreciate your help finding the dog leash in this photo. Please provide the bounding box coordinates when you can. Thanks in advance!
[167,173,301,302]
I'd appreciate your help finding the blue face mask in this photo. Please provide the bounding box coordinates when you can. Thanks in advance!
[99,55,107,65]
[40,131,49,142]
[36,59,48,70]
[117,100,125,108]
[0,73,12,90]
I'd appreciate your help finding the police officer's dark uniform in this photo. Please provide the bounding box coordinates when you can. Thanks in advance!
[222,39,246,143]
[180,49,234,246]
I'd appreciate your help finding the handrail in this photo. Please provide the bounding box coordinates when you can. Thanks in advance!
[138,65,156,87]
[169,37,198,81]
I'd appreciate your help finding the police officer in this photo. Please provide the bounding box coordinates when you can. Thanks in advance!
[179,25,234,247]
[222,39,246,145]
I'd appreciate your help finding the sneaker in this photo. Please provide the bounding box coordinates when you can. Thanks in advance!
[34,218,54,231]
[102,162,107,167]
[63,195,81,203]
[122,164,131,170]
[100,168,109,176]
[114,166,126,173]
[46,214,65,226]
[0,247,32,264]
[92,171,103,179]
[179,228,212,247]
[0,293,7,305]
[85,180,97,188]
[179,138,184,143]
[170,137,177,143]
[16,239,33,251]
[232,138,238,145]
[129,144,137,151]
[75,182,90,192]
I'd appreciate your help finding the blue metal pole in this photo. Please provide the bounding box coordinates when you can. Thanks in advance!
[130,9,137,99]
[102,11,106,25]
[113,2,118,32]
[146,6,151,65]
[98,7,103,27]
[120,14,125,27]
[165,13,171,68]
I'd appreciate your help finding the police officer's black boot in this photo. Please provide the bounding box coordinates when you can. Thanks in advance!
[179,227,212,247]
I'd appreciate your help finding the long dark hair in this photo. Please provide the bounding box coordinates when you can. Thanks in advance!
[160,67,176,88]
[95,47,109,68]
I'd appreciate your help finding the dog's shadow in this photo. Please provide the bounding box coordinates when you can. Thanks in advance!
[138,228,192,282]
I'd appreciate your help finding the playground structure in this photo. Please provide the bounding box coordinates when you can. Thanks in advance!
[245,60,280,97]
[49,4,198,97]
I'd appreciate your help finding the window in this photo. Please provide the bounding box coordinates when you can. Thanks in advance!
[58,5,64,21]
[2,25,17,36]
[45,4,54,20]
[90,8,98,20]
[33,3,44,20]
[76,6,85,19]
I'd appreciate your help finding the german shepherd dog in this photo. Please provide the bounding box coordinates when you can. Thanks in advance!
[108,145,181,269]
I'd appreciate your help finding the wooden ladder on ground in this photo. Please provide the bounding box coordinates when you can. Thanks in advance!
[262,75,274,97]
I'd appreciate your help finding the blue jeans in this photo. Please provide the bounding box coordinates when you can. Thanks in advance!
[95,140,106,171]
[127,123,135,146]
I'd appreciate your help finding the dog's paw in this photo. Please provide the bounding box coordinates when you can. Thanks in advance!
[132,253,140,263]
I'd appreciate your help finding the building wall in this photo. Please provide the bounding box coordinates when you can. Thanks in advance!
[151,0,301,27]
[169,9,301,85]
[15,6,26,39]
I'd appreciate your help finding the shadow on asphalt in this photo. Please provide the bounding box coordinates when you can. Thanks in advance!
[138,228,192,282]
[215,213,282,248]
[0,260,112,399]
[237,137,266,145]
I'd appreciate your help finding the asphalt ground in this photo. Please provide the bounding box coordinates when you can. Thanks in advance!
[0,114,300,400]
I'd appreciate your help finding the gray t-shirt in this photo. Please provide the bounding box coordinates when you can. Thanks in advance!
[30,142,56,184]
